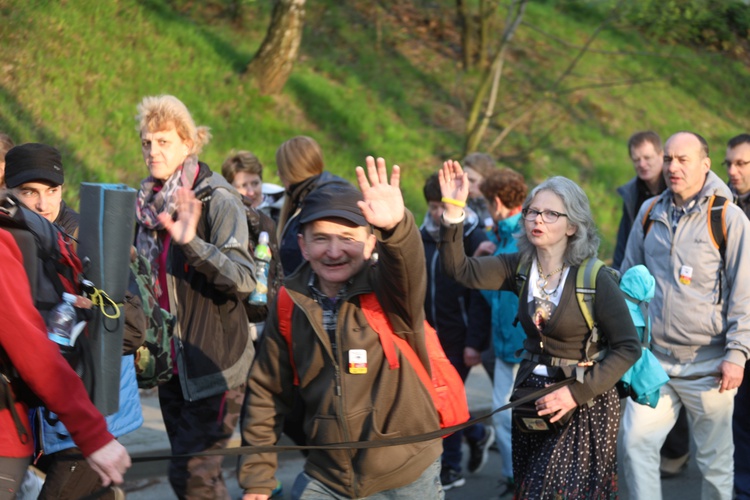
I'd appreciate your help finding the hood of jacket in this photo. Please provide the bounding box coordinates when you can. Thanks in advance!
[620,265,655,329]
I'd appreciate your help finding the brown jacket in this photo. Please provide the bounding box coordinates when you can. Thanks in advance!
[238,211,442,498]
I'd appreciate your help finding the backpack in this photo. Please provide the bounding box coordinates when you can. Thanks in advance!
[276,287,470,430]
[0,198,94,441]
[196,186,283,323]
[618,265,670,408]
[514,257,613,379]
[129,253,176,389]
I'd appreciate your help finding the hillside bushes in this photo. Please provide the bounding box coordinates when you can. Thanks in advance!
[622,0,750,53]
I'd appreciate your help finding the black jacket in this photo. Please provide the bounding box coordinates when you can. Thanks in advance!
[54,201,79,238]
[421,209,491,358]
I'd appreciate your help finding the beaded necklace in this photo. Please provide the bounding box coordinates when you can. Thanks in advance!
[537,262,565,299]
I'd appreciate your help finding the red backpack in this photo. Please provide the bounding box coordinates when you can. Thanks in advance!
[276,287,470,429]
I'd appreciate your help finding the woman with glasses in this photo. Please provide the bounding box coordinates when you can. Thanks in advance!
[437,160,640,499]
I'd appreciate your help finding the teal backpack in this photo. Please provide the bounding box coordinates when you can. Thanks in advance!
[618,265,669,408]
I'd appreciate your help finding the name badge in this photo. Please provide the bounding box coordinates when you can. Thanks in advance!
[679,265,693,285]
[349,349,368,374]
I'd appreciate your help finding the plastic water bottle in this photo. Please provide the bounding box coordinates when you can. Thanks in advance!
[47,293,78,346]
[249,231,271,306]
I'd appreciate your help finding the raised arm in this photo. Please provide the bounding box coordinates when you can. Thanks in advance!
[437,160,516,291]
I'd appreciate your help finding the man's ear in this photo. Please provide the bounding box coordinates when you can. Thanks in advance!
[362,233,377,260]
[297,233,310,262]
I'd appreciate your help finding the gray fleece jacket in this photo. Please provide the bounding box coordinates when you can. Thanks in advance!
[621,170,750,367]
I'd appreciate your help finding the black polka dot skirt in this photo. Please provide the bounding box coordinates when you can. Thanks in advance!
[512,373,620,499]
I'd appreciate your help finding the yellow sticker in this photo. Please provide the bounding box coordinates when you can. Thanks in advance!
[679,265,693,285]
[349,349,367,374]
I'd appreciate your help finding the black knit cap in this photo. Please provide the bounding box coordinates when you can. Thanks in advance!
[4,143,64,188]
[299,183,367,227]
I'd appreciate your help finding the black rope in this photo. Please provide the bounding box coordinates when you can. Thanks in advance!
[124,377,575,462]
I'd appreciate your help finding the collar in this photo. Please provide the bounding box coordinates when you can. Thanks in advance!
[307,272,352,303]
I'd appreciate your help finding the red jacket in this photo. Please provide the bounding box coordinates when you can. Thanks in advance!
[0,229,113,458]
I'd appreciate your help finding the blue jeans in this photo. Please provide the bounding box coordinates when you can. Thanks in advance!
[290,459,444,499]
[442,355,485,472]
[492,358,519,480]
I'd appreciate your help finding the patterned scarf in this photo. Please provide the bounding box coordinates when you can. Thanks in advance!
[134,155,199,296]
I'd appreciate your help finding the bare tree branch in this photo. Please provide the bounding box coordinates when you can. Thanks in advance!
[464,0,527,154]
[556,77,665,94]
[522,22,693,59]
[482,0,628,153]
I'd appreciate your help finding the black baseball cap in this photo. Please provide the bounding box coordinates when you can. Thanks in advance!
[299,183,367,227]
[4,143,64,188]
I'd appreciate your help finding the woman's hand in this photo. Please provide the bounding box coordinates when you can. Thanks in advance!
[438,160,469,220]
[157,187,202,245]
[535,385,578,423]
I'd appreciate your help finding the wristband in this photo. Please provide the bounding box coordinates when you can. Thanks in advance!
[441,197,466,208]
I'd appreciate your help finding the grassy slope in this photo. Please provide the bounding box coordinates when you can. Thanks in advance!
[1,0,749,259]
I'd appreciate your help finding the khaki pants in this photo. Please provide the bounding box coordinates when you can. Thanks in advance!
[621,356,736,500]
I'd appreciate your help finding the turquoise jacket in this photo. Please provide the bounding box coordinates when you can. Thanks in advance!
[481,214,525,363]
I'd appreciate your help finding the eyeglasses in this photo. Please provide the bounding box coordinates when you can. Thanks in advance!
[521,208,568,223]
[721,159,750,169]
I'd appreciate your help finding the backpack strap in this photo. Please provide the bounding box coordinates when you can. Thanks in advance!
[359,294,400,370]
[514,260,530,296]
[708,195,728,263]
[277,287,300,386]
[512,260,530,328]
[575,257,603,333]
[0,351,32,444]
[707,195,729,301]
[574,258,609,383]
[641,197,660,237]
[359,293,438,404]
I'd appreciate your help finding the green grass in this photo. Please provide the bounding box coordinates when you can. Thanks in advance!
[1,0,750,260]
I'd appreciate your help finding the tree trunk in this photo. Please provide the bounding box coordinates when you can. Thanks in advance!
[456,0,474,70]
[246,0,306,95]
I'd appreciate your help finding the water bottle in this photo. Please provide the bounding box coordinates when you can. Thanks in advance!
[47,292,78,346]
[249,231,271,306]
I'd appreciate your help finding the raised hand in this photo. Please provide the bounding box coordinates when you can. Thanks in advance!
[355,156,404,231]
[438,160,469,219]
[157,187,202,245]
